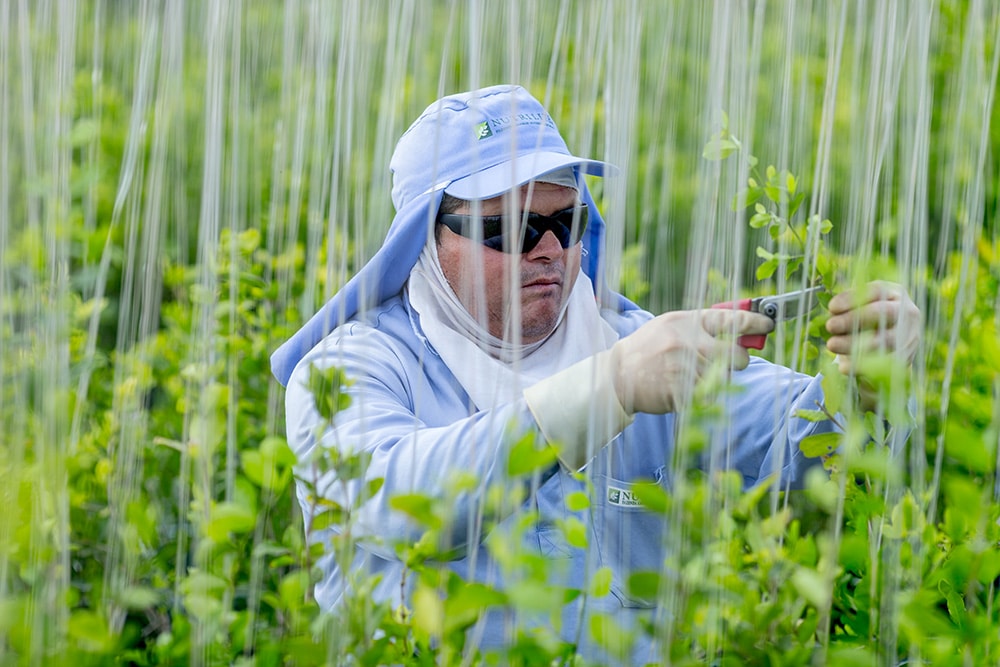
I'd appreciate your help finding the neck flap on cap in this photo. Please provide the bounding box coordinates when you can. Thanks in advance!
[270,85,636,387]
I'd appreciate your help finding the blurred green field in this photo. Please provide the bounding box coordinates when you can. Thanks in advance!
[1,1,999,665]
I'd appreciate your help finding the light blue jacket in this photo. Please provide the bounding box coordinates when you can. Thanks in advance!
[284,290,832,661]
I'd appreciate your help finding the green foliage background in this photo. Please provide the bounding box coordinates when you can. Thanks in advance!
[1,1,999,665]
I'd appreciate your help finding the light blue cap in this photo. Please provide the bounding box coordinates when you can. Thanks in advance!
[270,84,632,386]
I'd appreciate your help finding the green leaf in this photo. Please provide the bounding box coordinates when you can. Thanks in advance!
[630,482,670,513]
[508,433,557,477]
[366,477,385,499]
[559,517,588,548]
[389,493,442,529]
[242,436,296,492]
[445,583,507,633]
[731,186,764,211]
[944,587,966,626]
[116,586,160,611]
[308,505,346,532]
[588,613,633,657]
[795,409,829,422]
[786,171,798,196]
[804,468,839,513]
[412,585,444,639]
[734,474,773,517]
[626,571,662,600]
[68,610,111,652]
[589,567,613,597]
[820,357,846,415]
[68,118,99,147]
[749,211,772,228]
[565,491,591,511]
[205,501,256,540]
[785,257,803,279]
[799,432,841,458]
[702,136,738,160]
[791,567,830,609]
[943,419,992,473]
[506,581,571,613]
[306,364,353,422]
[756,258,778,281]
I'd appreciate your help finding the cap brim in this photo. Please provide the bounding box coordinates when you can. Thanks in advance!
[443,152,617,201]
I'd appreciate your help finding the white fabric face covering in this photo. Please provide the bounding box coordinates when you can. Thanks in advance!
[407,172,619,409]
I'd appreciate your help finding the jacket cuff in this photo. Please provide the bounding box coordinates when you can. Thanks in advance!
[523,349,633,470]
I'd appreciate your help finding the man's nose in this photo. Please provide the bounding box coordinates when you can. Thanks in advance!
[525,230,563,259]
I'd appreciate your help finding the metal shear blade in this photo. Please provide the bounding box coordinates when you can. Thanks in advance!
[754,286,824,321]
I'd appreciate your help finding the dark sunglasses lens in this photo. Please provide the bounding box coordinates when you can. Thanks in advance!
[439,205,587,254]
[519,206,587,253]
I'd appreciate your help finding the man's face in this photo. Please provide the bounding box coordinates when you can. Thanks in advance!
[436,182,583,344]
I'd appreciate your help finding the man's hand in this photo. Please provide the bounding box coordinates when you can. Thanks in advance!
[825,280,921,408]
[611,309,775,414]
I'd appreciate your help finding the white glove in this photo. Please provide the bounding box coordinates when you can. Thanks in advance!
[524,309,774,469]
[824,280,922,410]
[610,309,775,414]
[825,280,921,370]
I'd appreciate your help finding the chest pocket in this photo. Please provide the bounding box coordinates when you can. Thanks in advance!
[590,473,668,608]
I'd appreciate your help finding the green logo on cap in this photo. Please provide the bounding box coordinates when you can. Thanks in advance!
[476,121,493,140]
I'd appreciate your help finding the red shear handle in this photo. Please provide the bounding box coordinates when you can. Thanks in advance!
[710,299,767,350]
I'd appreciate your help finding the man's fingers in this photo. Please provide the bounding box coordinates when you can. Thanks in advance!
[828,328,911,356]
[827,280,902,315]
[700,309,775,338]
[826,301,902,335]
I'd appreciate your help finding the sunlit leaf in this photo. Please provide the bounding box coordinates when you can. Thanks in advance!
[308,506,346,532]
[791,567,830,609]
[116,586,160,611]
[587,567,613,598]
[795,409,829,422]
[559,517,588,548]
[205,501,256,540]
[508,433,557,477]
[68,610,111,652]
[306,364,353,422]
[799,432,841,458]
[389,493,442,529]
[756,258,779,281]
[565,491,590,511]
[702,136,738,160]
[732,186,764,211]
[820,356,846,415]
[627,571,662,601]
[445,583,507,633]
[630,482,669,513]
[750,211,772,228]
[786,172,798,196]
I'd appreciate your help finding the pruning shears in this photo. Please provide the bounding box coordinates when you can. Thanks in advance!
[711,286,824,350]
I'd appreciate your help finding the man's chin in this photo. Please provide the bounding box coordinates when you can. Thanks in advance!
[518,311,562,344]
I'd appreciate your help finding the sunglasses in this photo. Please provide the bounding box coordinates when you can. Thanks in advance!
[436,203,589,254]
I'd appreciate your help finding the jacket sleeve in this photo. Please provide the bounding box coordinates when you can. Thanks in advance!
[715,357,836,489]
[285,321,544,561]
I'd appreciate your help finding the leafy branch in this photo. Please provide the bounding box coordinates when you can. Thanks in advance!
[704,115,836,287]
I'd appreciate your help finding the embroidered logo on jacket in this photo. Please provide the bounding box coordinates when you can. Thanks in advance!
[607,485,643,507]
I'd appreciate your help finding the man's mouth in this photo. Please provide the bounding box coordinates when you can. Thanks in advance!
[523,275,562,289]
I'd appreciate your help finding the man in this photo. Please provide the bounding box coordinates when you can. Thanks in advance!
[271,85,920,661]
